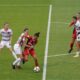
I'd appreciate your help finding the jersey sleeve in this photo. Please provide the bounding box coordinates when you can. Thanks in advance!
[0,29,1,34]
[10,29,13,36]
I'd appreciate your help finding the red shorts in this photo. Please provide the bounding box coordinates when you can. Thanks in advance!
[72,29,76,39]
[23,48,36,57]
[72,33,76,39]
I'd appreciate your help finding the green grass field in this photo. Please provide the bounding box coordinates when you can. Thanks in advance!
[47,0,80,80]
[0,0,80,80]
[0,0,51,80]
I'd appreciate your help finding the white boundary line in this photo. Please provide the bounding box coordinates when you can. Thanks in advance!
[42,4,52,80]
[48,52,75,58]
[0,4,48,7]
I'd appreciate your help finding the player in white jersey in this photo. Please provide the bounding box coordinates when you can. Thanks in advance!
[0,23,17,59]
[72,16,80,57]
[12,28,29,69]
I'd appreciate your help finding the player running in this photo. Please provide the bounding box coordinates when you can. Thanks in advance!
[22,32,40,69]
[68,12,80,53]
[72,16,80,57]
[0,23,17,59]
[12,28,29,69]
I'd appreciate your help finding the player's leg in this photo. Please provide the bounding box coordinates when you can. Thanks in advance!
[12,44,22,69]
[73,41,80,57]
[6,42,17,59]
[22,48,29,64]
[74,34,80,57]
[12,56,21,69]
[68,33,76,53]
[16,54,23,69]
[30,49,39,67]
[0,41,5,53]
[9,48,17,59]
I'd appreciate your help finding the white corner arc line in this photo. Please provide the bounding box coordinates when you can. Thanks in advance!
[48,52,76,58]
[48,53,69,57]
[42,4,52,80]
[48,52,75,58]
[51,22,69,24]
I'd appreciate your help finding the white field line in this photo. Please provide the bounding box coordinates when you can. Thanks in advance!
[0,4,48,7]
[42,5,52,80]
[48,52,75,58]
[51,21,69,25]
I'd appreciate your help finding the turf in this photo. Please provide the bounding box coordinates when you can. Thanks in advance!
[0,0,51,80]
[47,0,80,80]
[0,0,80,80]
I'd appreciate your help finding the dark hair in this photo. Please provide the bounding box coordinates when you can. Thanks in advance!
[34,32,40,37]
[4,22,9,25]
[78,12,80,15]
[23,28,29,32]
[72,16,77,20]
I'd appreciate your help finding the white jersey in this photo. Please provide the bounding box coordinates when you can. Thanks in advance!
[16,33,26,46]
[0,29,13,41]
[75,20,80,35]
[74,20,80,41]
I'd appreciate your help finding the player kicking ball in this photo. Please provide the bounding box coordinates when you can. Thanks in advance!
[22,32,40,72]
[0,23,17,59]
[12,28,29,69]
[71,16,80,57]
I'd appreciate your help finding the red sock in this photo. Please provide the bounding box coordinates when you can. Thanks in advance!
[70,42,74,49]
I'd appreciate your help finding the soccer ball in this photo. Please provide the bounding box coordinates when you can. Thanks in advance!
[33,66,40,72]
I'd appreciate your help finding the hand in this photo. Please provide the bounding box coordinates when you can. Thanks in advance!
[9,41,11,45]
[29,46,34,50]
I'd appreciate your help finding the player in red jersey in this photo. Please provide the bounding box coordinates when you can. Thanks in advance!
[68,12,80,53]
[22,32,40,68]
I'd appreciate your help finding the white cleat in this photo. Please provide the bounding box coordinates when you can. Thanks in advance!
[73,55,79,58]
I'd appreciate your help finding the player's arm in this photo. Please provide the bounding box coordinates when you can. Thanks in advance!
[68,21,75,28]
[0,30,1,34]
[25,43,33,48]
[28,41,38,50]
[10,30,13,44]
[0,30,1,41]
[69,21,75,27]
[10,35,12,44]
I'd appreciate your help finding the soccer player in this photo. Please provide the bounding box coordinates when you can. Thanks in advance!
[72,16,80,57]
[12,28,29,69]
[0,23,17,59]
[22,32,40,69]
[68,12,80,53]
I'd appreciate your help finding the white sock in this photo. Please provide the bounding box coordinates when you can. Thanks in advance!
[76,51,80,55]
[17,61,21,66]
[13,58,21,65]
[12,51,17,59]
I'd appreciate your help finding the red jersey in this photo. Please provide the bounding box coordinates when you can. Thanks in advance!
[69,17,80,27]
[69,18,79,34]
[25,36,37,49]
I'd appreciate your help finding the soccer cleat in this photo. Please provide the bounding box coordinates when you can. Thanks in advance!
[73,54,79,57]
[22,59,25,64]
[12,65,16,69]
[68,48,73,53]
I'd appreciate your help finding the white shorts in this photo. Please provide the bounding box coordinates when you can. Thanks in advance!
[0,41,11,48]
[14,43,22,54]
[77,34,80,41]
